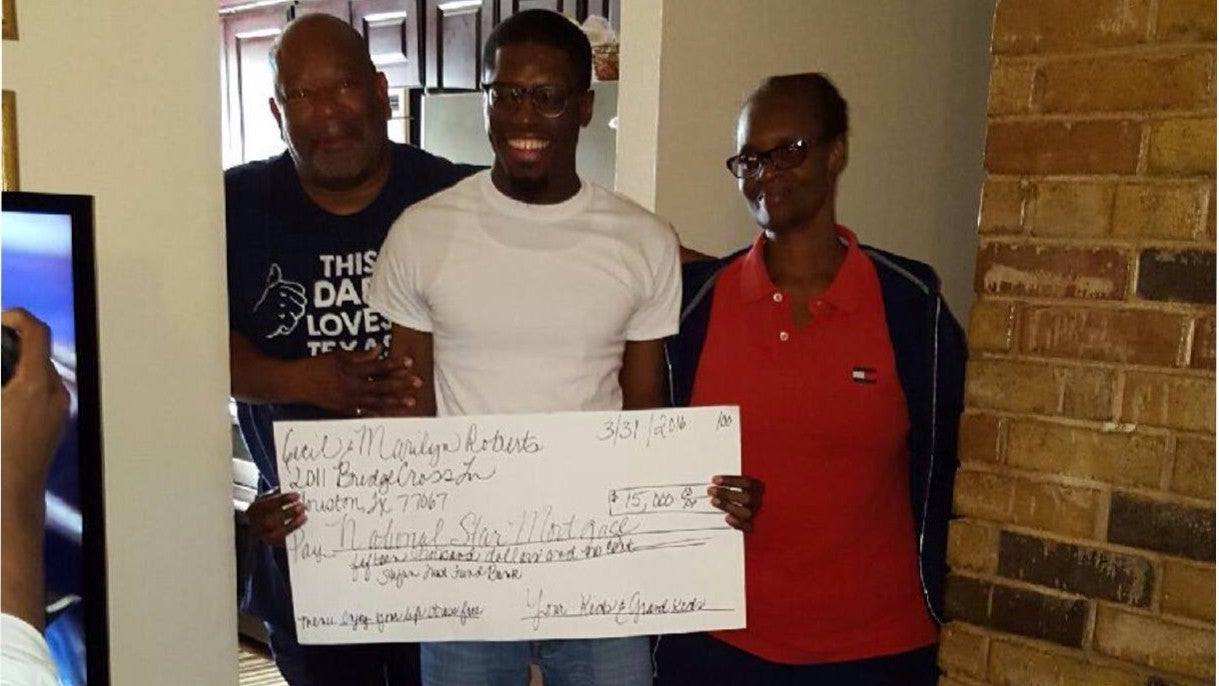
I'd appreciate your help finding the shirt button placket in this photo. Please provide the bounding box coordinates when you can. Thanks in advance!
[773,292,790,343]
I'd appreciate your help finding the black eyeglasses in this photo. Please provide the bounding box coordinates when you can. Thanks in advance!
[483,83,575,118]
[725,139,811,180]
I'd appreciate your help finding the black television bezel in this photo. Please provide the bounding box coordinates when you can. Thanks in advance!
[2,191,109,685]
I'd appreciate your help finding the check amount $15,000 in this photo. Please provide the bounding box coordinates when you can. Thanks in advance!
[276,406,744,643]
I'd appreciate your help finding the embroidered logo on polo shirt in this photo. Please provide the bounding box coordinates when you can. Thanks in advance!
[851,366,878,384]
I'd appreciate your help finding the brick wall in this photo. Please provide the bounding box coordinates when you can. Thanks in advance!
[940,1,1216,684]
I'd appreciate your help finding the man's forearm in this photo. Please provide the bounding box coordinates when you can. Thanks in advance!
[622,385,666,410]
[230,332,312,405]
[1,486,46,631]
[620,339,669,410]
[621,367,666,410]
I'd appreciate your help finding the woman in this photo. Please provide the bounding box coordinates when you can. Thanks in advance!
[660,73,966,686]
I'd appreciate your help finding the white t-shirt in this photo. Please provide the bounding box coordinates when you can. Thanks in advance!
[1,614,57,686]
[369,171,680,416]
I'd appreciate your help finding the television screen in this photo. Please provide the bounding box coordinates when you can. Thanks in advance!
[1,192,108,685]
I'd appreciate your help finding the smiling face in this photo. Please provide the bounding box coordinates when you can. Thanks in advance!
[735,90,845,235]
[483,42,593,204]
[270,16,391,193]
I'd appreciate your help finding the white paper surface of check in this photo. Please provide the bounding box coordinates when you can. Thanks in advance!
[273,406,744,644]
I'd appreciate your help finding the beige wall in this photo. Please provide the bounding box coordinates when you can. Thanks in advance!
[615,0,663,211]
[3,3,235,684]
[617,0,995,318]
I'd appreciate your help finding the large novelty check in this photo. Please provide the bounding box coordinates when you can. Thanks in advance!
[274,406,744,643]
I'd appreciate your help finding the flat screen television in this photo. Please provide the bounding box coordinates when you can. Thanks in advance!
[2,191,109,685]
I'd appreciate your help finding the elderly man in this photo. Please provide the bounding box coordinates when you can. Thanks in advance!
[225,13,475,685]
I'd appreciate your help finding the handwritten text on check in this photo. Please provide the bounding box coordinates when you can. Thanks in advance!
[274,406,745,643]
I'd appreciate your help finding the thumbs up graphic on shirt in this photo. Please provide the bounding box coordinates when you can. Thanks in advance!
[253,264,308,339]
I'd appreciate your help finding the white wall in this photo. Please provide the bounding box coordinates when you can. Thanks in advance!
[3,3,235,684]
[617,0,995,318]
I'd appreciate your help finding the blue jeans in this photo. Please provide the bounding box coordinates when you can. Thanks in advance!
[421,637,651,686]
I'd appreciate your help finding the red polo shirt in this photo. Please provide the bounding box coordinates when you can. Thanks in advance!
[696,227,936,664]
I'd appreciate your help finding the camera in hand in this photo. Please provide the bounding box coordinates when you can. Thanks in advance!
[1,324,18,387]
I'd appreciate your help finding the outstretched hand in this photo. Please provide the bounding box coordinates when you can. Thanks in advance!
[708,475,764,533]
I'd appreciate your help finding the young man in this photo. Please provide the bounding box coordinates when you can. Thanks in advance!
[368,9,680,685]
[658,73,965,686]
[225,13,475,685]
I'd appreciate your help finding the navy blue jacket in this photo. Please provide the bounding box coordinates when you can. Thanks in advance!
[665,245,966,623]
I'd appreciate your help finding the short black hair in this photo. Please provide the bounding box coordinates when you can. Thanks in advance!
[482,9,592,92]
[750,73,849,140]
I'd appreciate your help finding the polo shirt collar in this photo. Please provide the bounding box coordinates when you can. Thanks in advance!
[738,225,868,313]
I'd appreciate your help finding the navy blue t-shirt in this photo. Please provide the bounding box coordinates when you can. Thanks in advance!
[225,143,476,623]
[227,144,476,486]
